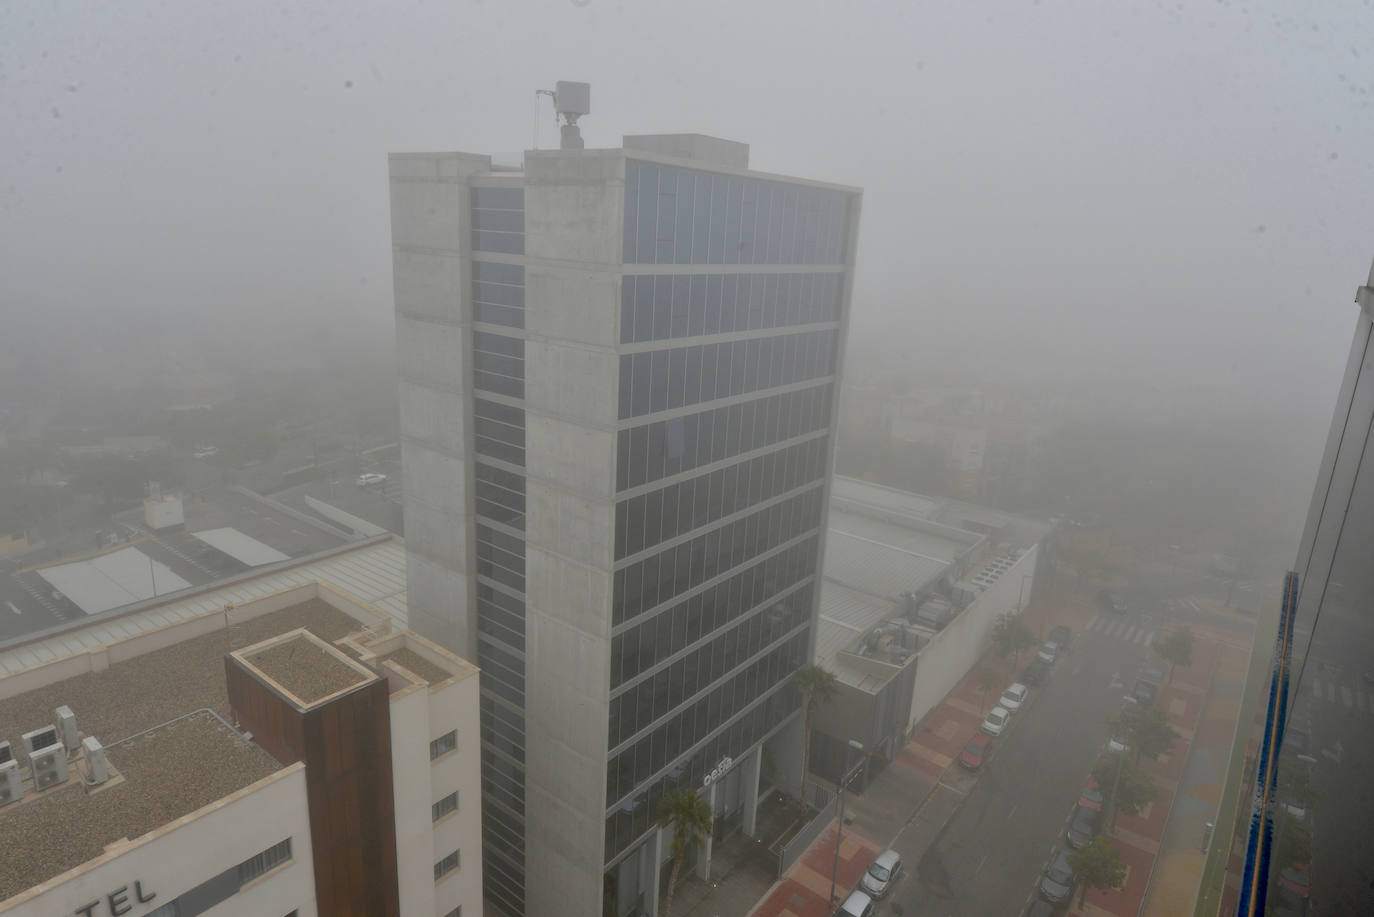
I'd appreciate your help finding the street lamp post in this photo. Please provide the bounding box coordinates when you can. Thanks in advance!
[829,739,866,909]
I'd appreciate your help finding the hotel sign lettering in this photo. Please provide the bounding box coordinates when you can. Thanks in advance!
[70,881,156,917]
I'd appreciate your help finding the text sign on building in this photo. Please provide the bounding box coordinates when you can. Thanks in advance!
[71,881,156,916]
[702,756,734,788]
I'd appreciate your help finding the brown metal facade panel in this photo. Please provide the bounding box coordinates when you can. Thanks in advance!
[227,659,399,917]
[302,679,400,917]
[225,655,305,765]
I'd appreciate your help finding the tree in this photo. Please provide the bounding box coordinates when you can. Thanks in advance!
[1153,628,1194,684]
[990,611,1037,671]
[1092,754,1158,825]
[796,664,839,810]
[1110,705,1179,764]
[975,668,1002,713]
[657,788,713,917]
[1069,836,1127,907]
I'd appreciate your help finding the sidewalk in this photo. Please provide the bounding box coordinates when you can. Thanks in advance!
[737,587,1092,917]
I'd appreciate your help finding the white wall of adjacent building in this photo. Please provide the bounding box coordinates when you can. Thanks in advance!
[909,544,1040,727]
[0,765,315,917]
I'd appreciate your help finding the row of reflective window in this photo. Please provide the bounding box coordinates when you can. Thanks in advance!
[610,536,819,689]
[482,805,526,916]
[608,583,814,750]
[481,695,527,772]
[623,161,851,265]
[617,383,833,492]
[472,186,525,256]
[478,630,526,707]
[619,272,844,344]
[474,461,526,531]
[604,630,808,861]
[476,580,526,646]
[616,435,830,560]
[473,330,525,400]
[472,260,525,329]
[474,397,525,466]
[612,485,826,627]
[476,523,526,593]
[617,329,839,420]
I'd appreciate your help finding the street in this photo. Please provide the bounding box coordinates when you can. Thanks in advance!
[889,611,1165,916]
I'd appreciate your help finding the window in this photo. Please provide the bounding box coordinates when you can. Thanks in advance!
[433,790,460,822]
[238,838,292,884]
[435,849,461,881]
[430,730,458,760]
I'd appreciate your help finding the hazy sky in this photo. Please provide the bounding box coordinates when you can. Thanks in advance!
[2,0,1370,412]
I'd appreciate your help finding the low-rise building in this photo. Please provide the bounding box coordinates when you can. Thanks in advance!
[0,577,480,917]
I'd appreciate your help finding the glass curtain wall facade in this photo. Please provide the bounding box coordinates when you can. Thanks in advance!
[471,186,529,917]
[603,161,851,864]
[1227,264,1374,917]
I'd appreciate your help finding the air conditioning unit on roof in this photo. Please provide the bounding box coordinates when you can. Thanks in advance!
[55,706,78,752]
[0,760,20,806]
[82,736,109,785]
[21,726,59,758]
[0,740,12,765]
[30,743,68,791]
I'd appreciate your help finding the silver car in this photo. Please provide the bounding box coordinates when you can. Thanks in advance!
[860,848,903,898]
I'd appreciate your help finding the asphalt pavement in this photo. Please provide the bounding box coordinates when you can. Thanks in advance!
[891,613,1159,916]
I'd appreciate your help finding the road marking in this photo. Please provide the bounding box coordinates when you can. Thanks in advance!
[976,853,988,874]
[1125,625,1139,642]
[1342,686,1353,708]
[6,601,20,616]
[1144,631,1157,647]
[1328,683,1337,704]
[1007,804,1017,820]
[1313,679,1323,698]
[291,528,306,536]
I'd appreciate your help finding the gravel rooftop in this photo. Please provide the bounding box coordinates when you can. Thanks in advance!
[248,636,367,704]
[378,647,452,686]
[0,597,363,902]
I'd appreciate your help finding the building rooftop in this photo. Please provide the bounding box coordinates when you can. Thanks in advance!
[0,596,368,902]
[239,631,371,707]
[0,537,408,679]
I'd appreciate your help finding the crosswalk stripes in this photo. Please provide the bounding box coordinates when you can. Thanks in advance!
[1307,677,1374,713]
[1083,615,1156,646]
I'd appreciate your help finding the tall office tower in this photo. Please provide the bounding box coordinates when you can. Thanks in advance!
[390,102,862,915]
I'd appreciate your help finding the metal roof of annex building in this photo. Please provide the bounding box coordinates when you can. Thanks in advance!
[0,536,407,679]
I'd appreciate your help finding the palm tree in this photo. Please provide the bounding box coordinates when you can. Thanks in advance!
[796,664,840,810]
[658,788,713,917]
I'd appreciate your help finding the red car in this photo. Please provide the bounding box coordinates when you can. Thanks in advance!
[960,733,993,770]
[1078,778,1104,811]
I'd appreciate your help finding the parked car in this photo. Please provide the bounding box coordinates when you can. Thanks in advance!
[1037,641,1060,664]
[860,848,903,899]
[1048,624,1072,648]
[357,472,388,486]
[1039,848,1076,903]
[834,888,875,917]
[960,733,993,770]
[1271,884,1309,916]
[981,706,1011,736]
[999,682,1029,713]
[1078,779,1105,811]
[1026,899,1058,917]
[1022,658,1051,686]
[1067,803,1101,849]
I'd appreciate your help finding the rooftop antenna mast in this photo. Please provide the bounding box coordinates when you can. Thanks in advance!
[534,81,590,151]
